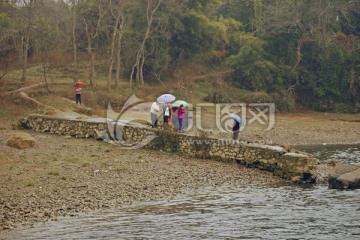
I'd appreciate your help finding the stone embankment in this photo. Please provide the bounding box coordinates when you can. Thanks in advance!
[15,114,360,189]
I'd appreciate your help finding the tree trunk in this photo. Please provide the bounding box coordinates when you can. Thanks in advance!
[349,67,356,96]
[107,20,119,91]
[21,34,29,83]
[72,0,78,83]
[291,38,303,75]
[85,23,95,87]
[107,0,124,91]
[88,36,95,86]
[130,0,162,86]
[84,4,103,87]
[115,16,124,90]
[21,0,34,83]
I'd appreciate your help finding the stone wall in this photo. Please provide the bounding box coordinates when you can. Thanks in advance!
[16,114,320,183]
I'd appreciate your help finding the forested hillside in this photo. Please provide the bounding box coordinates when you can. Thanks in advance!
[0,0,359,112]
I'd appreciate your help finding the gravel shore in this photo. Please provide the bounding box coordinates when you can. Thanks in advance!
[0,129,285,231]
[1,109,360,231]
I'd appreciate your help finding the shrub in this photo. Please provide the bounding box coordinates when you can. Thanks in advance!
[332,102,356,113]
[271,93,296,112]
[151,128,180,152]
[204,90,230,103]
[242,91,273,103]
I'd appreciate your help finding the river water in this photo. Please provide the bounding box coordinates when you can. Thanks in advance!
[299,144,360,165]
[1,146,359,240]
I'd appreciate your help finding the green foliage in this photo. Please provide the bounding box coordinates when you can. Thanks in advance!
[242,91,272,103]
[0,12,13,41]
[296,39,359,109]
[252,0,265,37]
[270,92,296,112]
[48,170,60,176]
[226,34,276,91]
[1,0,360,112]
[185,0,223,12]
[173,8,226,60]
[204,90,229,103]
[151,128,180,152]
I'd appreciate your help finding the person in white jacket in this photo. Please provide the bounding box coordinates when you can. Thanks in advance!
[162,102,171,125]
[150,101,160,128]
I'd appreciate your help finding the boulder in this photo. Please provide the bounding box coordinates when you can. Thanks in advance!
[328,164,360,190]
[274,152,321,183]
[7,133,36,149]
[314,162,358,183]
[13,117,30,130]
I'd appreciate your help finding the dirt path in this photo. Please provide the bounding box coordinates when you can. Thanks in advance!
[0,82,46,97]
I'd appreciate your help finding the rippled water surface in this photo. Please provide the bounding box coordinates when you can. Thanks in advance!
[2,184,359,240]
[299,144,360,164]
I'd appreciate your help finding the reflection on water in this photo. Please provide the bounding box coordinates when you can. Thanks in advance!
[2,184,359,240]
[299,144,360,164]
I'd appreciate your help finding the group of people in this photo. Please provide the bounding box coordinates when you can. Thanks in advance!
[74,83,240,139]
[150,101,186,132]
[150,100,242,140]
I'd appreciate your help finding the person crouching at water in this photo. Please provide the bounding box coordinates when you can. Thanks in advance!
[177,104,186,132]
[232,119,240,140]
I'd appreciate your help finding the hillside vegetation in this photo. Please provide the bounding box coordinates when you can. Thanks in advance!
[0,1,359,113]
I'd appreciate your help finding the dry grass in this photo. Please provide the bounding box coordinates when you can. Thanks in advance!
[1,68,360,147]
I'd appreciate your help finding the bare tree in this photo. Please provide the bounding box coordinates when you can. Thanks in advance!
[20,0,35,83]
[115,0,126,90]
[107,0,125,91]
[130,0,162,86]
[84,2,103,87]
[71,0,78,83]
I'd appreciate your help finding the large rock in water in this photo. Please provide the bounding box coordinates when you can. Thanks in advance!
[274,152,321,183]
[7,133,36,149]
[328,164,360,190]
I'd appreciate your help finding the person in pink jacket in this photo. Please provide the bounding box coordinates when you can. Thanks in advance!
[177,104,186,132]
[74,83,82,105]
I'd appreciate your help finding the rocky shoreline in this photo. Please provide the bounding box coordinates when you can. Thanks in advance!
[0,129,286,231]
[1,109,360,232]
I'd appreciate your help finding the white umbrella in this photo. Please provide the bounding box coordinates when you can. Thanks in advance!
[229,113,243,125]
[157,94,176,103]
[172,100,189,108]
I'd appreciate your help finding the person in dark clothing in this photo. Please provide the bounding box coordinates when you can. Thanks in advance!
[232,120,240,140]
